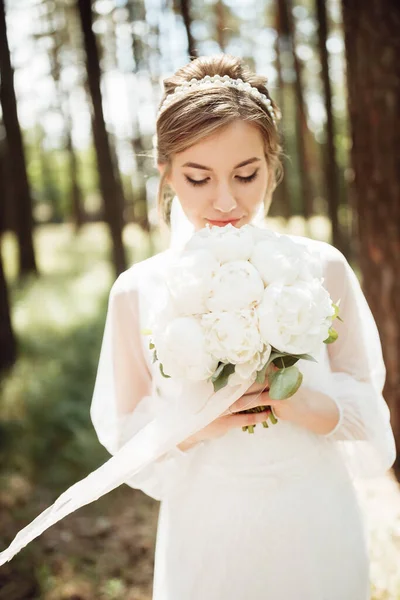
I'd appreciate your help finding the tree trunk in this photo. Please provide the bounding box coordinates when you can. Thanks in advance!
[273,3,292,220]
[215,0,227,52]
[179,0,197,59]
[0,0,37,276]
[342,0,400,476]
[0,250,16,372]
[277,0,314,223]
[77,0,126,275]
[315,0,344,253]
[66,104,85,231]
[49,22,85,231]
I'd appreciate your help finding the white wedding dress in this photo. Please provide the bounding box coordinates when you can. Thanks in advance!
[0,200,395,599]
[89,200,396,600]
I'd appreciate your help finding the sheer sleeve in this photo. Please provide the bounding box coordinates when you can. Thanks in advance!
[319,245,396,479]
[90,268,202,501]
[0,258,259,565]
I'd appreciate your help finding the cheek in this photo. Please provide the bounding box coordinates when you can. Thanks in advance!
[176,185,208,214]
[240,176,268,207]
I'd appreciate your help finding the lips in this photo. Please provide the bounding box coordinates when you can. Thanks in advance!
[206,218,241,227]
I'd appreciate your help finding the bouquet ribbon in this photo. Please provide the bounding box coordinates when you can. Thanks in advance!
[0,378,251,565]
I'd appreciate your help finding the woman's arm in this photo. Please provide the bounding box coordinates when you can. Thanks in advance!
[90,269,201,500]
[269,244,396,478]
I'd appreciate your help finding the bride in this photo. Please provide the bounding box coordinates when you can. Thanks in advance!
[1,54,396,599]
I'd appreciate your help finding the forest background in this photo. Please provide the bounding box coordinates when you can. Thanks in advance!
[0,0,399,598]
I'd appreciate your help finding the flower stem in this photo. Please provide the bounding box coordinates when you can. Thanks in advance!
[269,411,278,424]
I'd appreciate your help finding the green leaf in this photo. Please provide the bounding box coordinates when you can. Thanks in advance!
[149,341,155,350]
[256,362,269,384]
[332,300,344,322]
[151,348,158,364]
[159,363,171,378]
[272,355,300,368]
[267,351,317,369]
[211,362,226,383]
[266,351,291,367]
[324,328,339,344]
[295,353,317,363]
[268,366,303,400]
[212,363,236,392]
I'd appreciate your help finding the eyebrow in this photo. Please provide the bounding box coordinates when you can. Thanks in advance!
[181,157,261,171]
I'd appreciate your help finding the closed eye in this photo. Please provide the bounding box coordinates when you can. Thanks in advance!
[185,169,259,187]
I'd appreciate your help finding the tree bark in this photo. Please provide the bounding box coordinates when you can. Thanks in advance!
[215,0,227,52]
[277,0,314,222]
[0,250,16,372]
[273,2,292,220]
[0,0,37,276]
[179,0,197,59]
[316,0,344,253]
[342,0,400,476]
[77,0,126,274]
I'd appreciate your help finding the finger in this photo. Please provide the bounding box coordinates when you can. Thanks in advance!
[234,409,271,428]
[230,390,270,412]
[243,381,270,396]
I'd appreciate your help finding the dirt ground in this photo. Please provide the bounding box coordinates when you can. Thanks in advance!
[0,469,399,600]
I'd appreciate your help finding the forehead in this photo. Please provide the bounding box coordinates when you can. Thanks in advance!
[176,120,265,165]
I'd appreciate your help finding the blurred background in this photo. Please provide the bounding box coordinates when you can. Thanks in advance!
[0,0,399,598]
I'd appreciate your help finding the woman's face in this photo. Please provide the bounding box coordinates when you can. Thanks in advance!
[158,120,270,231]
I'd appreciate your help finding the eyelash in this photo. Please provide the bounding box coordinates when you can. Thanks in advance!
[185,170,259,187]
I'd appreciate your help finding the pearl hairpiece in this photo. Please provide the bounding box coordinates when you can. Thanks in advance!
[158,74,277,127]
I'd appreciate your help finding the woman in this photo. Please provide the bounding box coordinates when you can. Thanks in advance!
[0,54,395,598]
[90,54,396,599]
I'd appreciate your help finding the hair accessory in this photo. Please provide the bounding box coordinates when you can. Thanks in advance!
[158,74,277,126]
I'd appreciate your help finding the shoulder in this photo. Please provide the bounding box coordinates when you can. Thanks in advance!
[110,249,174,298]
[284,233,345,262]
[284,234,354,295]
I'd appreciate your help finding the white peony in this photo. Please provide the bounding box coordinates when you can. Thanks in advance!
[247,224,279,243]
[257,280,335,355]
[153,316,218,380]
[228,343,272,386]
[165,249,219,315]
[250,236,323,286]
[206,260,264,312]
[185,223,254,263]
[201,309,263,364]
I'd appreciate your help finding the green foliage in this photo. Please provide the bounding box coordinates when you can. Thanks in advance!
[268,365,303,400]
[0,223,154,492]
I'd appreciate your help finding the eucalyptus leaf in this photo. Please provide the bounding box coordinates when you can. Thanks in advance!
[272,355,299,368]
[256,362,269,384]
[268,366,303,400]
[211,362,226,383]
[266,351,290,367]
[212,363,235,392]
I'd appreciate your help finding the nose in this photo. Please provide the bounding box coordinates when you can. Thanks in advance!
[213,182,237,213]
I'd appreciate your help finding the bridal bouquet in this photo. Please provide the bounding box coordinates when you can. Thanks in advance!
[148,224,340,433]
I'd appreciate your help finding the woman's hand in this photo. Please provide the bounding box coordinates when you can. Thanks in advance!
[177,370,275,451]
[177,394,272,451]
[233,384,341,435]
[178,374,341,452]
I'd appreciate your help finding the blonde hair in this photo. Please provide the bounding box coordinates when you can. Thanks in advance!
[154,54,283,224]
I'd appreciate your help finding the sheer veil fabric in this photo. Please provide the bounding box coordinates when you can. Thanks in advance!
[0,196,396,566]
